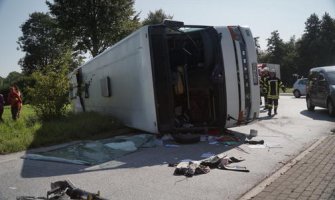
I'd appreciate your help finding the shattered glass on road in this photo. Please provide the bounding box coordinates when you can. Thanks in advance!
[22,134,157,166]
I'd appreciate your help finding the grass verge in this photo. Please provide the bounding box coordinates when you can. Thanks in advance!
[0,105,127,154]
[285,87,293,94]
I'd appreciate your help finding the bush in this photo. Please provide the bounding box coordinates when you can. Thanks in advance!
[27,53,71,120]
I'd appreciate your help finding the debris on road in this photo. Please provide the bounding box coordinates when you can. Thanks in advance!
[247,129,258,139]
[173,161,210,177]
[17,180,108,200]
[245,140,264,145]
[170,153,249,177]
[208,141,219,145]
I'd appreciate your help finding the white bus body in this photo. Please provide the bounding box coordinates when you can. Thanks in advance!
[69,21,260,134]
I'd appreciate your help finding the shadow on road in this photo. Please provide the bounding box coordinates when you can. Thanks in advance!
[20,130,248,178]
[257,115,278,121]
[289,96,306,99]
[300,109,335,122]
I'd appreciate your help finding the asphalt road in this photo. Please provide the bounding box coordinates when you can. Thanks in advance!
[0,95,334,200]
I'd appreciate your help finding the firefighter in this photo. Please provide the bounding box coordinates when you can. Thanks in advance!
[260,67,270,110]
[265,69,285,116]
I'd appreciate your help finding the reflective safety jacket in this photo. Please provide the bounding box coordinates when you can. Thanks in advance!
[265,77,285,99]
[260,75,269,95]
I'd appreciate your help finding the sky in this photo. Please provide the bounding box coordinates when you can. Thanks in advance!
[0,0,334,78]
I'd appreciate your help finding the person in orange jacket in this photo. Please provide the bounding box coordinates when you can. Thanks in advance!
[0,94,4,122]
[7,86,22,120]
[13,85,23,118]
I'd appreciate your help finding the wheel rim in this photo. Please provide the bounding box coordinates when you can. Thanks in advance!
[294,90,300,97]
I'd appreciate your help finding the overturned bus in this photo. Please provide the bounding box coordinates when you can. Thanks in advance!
[69,21,260,134]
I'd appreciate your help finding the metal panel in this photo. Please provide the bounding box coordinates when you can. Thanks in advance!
[235,41,246,115]
[239,27,260,120]
[71,26,158,133]
[215,27,240,128]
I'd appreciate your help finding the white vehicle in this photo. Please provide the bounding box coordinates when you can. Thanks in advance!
[69,21,260,134]
[293,78,307,98]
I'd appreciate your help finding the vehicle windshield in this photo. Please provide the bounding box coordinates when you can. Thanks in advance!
[300,79,308,85]
[327,71,335,85]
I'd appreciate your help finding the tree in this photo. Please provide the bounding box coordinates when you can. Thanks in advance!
[257,13,335,84]
[27,51,72,120]
[265,30,285,64]
[254,37,262,60]
[296,13,321,76]
[255,36,270,63]
[142,9,173,26]
[319,13,335,65]
[296,13,335,76]
[0,72,30,104]
[0,77,4,88]
[281,36,299,85]
[0,71,24,91]
[304,13,321,40]
[17,12,66,74]
[47,0,140,57]
[263,31,298,85]
[5,72,23,85]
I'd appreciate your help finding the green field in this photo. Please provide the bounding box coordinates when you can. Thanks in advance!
[0,105,127,154]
